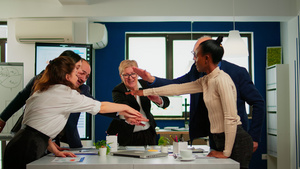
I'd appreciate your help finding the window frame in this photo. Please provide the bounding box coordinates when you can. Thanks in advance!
[0,22,7,62]
[125,32,253,118]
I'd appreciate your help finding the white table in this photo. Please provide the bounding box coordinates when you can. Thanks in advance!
[27,146,239,169]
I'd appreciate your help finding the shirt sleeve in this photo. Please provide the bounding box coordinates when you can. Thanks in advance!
[217,73,239,157]
[143,79,203,96]
[66,90,101,115]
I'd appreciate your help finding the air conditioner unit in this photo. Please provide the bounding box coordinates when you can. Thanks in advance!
[88,23,108,49]
[15,20,74,43]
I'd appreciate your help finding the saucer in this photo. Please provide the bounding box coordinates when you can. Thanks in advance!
[179,157,196,161]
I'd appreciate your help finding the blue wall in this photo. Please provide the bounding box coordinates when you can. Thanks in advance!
[93,21,280,169]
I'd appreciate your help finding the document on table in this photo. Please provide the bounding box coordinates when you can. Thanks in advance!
[52,157,85,162]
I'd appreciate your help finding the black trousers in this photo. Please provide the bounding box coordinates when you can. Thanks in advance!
[3,125,49,169]
[211,125,253,169]
[131,127,156,146]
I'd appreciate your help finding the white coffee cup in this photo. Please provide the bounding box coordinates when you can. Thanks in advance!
[180,149,193,159]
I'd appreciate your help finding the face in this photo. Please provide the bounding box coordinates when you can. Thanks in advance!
[66,67,79,87]
[192,37,211,63]
[77,60,91,86]
[75,60,83,75]
[121,66,138,91]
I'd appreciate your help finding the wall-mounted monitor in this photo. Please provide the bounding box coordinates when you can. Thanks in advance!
[151,96,183,117]
[35,42,93,140]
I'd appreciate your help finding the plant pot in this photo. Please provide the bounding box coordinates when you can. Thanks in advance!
[161,146,168,153]
[99,147,107,156]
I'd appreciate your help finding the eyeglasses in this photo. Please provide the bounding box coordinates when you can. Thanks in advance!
[191,51,197,58]
[122,73,137,79]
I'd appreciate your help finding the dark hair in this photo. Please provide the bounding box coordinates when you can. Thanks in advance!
[33,55,76,93]
[198,36,224,64]
[59,50,82,63]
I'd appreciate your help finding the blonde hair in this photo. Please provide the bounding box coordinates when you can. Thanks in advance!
[118,60,138,75]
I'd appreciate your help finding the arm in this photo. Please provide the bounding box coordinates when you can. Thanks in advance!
[133,65,202,87]
[142,80,203,97]
[99,101,148,125]
[80,84,118,119]
[148,95,170,109]
[47,139,76,157]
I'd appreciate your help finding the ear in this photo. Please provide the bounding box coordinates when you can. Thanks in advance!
[206,54,213,62]
[120,74,124,82]
[66,74,71,81]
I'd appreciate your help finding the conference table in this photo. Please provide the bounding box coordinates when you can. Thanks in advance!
[27,145,239,169]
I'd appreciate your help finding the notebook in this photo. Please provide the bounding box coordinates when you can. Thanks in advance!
[111,150,168,159]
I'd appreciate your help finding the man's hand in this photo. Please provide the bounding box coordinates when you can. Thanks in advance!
[0,119,6,133]
[253,141,258,152]
[132,67,155,83]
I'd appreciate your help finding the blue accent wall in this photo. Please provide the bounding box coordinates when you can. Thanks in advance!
[93,21,280,169]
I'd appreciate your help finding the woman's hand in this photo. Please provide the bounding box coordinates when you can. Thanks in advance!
[125,90,144,96]
[207,150,228,158]
[54,151,77,158]
[147,95,162,105]
[132,67,155,83]
[124,116,148,126]
[52,141,70,151]
[118,105,149,126]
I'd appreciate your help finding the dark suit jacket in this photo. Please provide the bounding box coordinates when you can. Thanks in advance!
[107,80,170,146]
[150,60,265,143]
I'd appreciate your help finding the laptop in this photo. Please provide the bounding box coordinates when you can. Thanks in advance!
[111,150,168,159]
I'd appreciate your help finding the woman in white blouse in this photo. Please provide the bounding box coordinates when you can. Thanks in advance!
[127,36,253,169]
[3,55,148,169]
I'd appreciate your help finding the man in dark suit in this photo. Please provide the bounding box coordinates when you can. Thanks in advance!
[107,60,170,146]
[133,36,265,152]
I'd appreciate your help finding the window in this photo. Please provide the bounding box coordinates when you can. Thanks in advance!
[0,22,7,62]
[126,33,252,118]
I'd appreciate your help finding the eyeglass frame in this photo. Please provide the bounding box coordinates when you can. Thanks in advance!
[121,73,137,79]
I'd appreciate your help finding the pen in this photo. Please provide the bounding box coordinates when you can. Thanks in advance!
[170,135,175,142]
[175,135,178,142]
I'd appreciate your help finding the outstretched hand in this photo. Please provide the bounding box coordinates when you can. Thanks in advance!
[147,95,162,105]
[118,105,149,126]
[125,116,148,126]
[132,67,155,83]
[125,90,144,96]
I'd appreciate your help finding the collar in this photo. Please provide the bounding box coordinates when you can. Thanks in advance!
[205,67,221,79]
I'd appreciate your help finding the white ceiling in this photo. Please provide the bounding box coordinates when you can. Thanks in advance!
[0,0,298,22]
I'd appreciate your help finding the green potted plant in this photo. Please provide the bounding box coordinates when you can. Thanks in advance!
[158,136,170,153]
[94,140,111,156]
